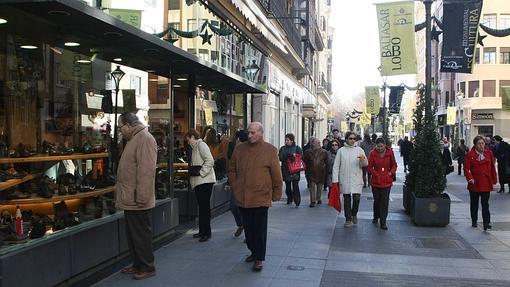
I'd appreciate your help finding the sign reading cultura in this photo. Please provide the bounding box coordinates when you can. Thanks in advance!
[376,1,417,76]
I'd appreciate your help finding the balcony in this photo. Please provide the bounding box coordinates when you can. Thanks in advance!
[258,0,303,59]
[459,97,502,111]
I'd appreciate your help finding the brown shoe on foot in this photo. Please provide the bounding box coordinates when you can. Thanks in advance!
[245,254,256,262]
[121,266,137,274]
[234,226,244,237]
[133,270,155,280]
[252,261,263,272]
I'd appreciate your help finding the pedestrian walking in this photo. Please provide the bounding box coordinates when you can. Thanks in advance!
[367,138,397,230]
[186,129,216,242]
[322,138,331,151]
[332,131,368,227]
[455,139,468,175]
[116,112,157,280]
[464,135,498,230]
[359,134,376,188]
[279,133,303,207]
[228,122,282,272]
[227,130,248,237]
[400,136,413,173]
[493,135,510,193]
[303,137,329,207]
[441,140,453,177]
[327,139,341,197]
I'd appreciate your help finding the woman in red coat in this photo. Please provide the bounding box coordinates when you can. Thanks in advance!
[367,138,397,230]
[464,135,498,231]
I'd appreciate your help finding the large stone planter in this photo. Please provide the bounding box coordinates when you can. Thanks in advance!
[411,192,450,227]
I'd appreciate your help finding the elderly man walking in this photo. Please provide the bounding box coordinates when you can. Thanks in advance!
[228,122,283,272]
[116,112,158,280]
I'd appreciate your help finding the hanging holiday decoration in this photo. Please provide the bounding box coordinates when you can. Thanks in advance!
[479,23,510,37]
[200,30,213,45]
[153,19,233,44]
[431,26,442,42]
[478,33,487,46]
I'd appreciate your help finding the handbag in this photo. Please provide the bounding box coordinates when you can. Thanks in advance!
[188,146,202,177]
[287,153,306,174]
[328,182,342,212]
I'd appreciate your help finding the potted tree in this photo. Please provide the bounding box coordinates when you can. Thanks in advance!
[404,87,450,226]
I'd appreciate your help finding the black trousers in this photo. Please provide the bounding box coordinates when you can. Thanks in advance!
[372,187,390,224]
[195,183,213,236]
[239,207,268,261]
[458,161,464,175]
[285,180,301,206]
[343,194,360,221]
[469,191,490,226]
[497,163,508,189]
[125,209,155,272]
[403,156,410,170]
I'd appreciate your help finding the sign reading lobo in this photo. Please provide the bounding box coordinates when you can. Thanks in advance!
[440,0,483,73]
[376,1,416,76]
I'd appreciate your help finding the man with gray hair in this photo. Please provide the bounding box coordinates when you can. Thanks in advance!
[116,112,158,280]
[228,122,282,271]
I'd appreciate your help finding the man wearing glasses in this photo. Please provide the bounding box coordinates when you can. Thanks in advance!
[332,131,368,227]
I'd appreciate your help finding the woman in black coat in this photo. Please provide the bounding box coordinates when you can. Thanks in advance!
[279,133,302,207]
[441,140,453,176]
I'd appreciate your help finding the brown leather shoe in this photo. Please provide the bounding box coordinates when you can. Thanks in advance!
[133,270,156,280]
[252,260,263,272]
[245,254,256,262]
[121,266,137,274]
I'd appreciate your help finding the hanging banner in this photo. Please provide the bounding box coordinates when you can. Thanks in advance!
[376,1,417,76]
[107,9,142,29]
[360,110,372,127]
[340,121,348,132]
[440,0,483,73]
[388,86,404,114]
[204,108,213,126]
[502,86,510,111]
[365,86,381,114]
[447,107,456,125]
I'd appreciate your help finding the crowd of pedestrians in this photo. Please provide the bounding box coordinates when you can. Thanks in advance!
[114,113,510,279]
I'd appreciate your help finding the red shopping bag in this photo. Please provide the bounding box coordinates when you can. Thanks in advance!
[328,183,342,212]
[287,153,306,174]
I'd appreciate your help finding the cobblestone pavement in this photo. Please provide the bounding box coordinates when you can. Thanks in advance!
[94,149,510,286]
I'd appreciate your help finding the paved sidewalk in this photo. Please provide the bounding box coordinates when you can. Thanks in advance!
[94,150,510,287]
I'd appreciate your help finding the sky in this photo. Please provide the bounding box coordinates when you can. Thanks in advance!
[330,0,416,105]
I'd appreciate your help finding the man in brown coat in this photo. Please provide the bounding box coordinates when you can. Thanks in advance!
[228,122,282,272]
[116,112,157,280]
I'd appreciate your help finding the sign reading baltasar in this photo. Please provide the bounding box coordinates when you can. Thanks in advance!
[376,1,416,76]
[440,0,483,73]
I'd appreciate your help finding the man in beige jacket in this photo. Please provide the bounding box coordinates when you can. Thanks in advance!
[116,112,157,280]
[228,122,282,271]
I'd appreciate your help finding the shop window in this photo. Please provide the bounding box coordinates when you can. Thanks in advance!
[478,126,493,137]
[500,14,510,29]
[168,0,180,10]
[198,49,209,61]
[483,47,496,64]
[482,80,496,97]
[500,47,510,64]
[500,80,510,110]
[468,81,479,98]
[460,82,466,95]
[482,14,497,29]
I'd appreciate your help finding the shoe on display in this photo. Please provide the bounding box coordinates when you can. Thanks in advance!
[4,167,26,179]
[29,216,47,239]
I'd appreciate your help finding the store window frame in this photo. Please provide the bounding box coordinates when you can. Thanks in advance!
[483,47,496,64]
[500,47,510,64]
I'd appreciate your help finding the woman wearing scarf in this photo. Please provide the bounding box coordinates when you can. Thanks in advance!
[464,135,497,231]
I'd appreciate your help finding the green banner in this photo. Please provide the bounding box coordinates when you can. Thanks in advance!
[502,86,510,111]
[108,9,142,29]
[365,86,380,115]
[376,1,417,76]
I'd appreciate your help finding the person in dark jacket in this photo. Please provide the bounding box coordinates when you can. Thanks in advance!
[464,135,498,230]
[367,138,397,230]
[441,140,453,177]
[227,130,248,237]
[359,134,376,188]
[494,135,510,193]
[303,137,329,207]
[400,136,413,172]
[326,139,341,196]
[279,133,303,207]
[455,139,468,175]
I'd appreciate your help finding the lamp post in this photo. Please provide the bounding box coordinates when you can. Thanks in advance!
[423,0,434,119]
[110,65,125,171]
[377,66,388,141]
[456,91,464,140]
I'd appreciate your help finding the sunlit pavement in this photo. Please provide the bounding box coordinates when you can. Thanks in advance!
[94,149,510,286]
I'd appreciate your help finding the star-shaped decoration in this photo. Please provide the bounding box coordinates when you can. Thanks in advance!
[431,26,442,42]
[200,30,212,45]
[478,33,487,47]
[165,37,178,44]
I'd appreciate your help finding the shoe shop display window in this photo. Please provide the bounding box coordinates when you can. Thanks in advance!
[0,34,174,252]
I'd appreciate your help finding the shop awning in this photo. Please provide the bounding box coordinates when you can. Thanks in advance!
[230,0,288,54]
[0,0,265,94]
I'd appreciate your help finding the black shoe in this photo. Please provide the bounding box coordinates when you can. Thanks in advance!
[245,254,256,263]
[372,219,378,224]
[198,235,210,242]
[472,223,477,228]
[317,200,322,204]
[380,224,388,230]
[498,190,504,193]
[309,202,315,208]
[192,233,202,238]
[483,224,492,231]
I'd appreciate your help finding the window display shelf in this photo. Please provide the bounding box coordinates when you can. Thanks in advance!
[0,153,109,164]
[0,173,43,191]
[157,162,189,170]
[0,186,114,205]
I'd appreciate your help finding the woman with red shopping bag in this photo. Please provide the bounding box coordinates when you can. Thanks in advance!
[279,133,304,207]
[328,182,342,212]
[367,138,397,230]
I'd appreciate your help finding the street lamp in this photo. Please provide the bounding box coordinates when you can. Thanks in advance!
[243,60,260,82]
[377,66,388,141]
[456,91,464,140]
[110,65,125,170]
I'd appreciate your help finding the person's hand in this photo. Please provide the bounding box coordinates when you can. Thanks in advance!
[468,179,475,185]
[358,154,366,161]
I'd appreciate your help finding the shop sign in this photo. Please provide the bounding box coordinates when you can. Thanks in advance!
[205,108,213,125]
[447,107,456,125]
[108,9,142,29]
[472,113,494,120]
